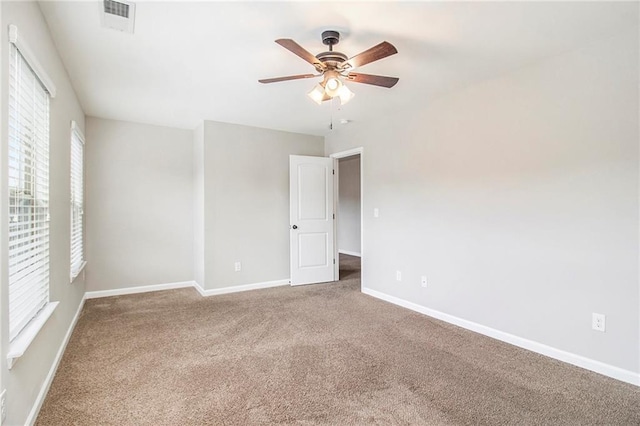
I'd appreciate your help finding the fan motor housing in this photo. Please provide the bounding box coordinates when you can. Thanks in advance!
[316,51,348,65]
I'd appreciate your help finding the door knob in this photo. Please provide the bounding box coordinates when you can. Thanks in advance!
[292,225,298,229]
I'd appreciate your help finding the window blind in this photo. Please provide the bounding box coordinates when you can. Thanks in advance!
[70,123,85,279]
[8,44,51,342]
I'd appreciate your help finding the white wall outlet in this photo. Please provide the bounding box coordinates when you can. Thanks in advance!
[1,389,7,424]
[421,276,427,288]
[234,261,241,272]
[373,208,379,218]
[396,270,402,281]
[592,313,606,332]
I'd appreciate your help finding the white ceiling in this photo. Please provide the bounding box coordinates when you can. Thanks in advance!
[39,1,637,136]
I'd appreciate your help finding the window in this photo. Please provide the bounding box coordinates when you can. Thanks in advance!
[8,44,51,341]
[70,122,85,280]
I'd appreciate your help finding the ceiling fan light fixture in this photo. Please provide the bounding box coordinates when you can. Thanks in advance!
[323,71,343,97]
[307,84,325,105]
[337,85,355,105]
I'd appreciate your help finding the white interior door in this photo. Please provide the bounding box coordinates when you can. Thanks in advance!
[290,155,335,286]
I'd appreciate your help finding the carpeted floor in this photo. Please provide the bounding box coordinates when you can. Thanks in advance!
[37,254,640,425]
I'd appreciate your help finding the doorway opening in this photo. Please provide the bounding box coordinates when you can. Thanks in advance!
[338,251,361,288]
[331,148,363,289]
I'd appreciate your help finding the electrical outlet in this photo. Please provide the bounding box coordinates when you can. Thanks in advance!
[234,261,241,272]
[592,313,606,332]
[396,270,402,281]
[1,389,7,424]
[421,276,427,288]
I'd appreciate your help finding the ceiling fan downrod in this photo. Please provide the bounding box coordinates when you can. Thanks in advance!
[321,30,340,52]
[316,30,348,67]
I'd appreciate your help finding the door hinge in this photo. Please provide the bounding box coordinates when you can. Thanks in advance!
[333,213,335,219]
[333,259,336,264]
[333,169,335,175]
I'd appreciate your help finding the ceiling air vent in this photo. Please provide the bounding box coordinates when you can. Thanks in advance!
[101,0,135,34]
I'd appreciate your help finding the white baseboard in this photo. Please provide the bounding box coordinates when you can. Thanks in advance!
[362,287,640,387]
[26,296,86,426]
[197,279,289,297]
[193,280,206,297]
[84,279,290,299]
[84,281,196,299]
[338,250,361,257]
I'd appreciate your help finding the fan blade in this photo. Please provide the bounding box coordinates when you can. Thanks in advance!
[342,41,398,70]
[275,39,323,68]
[346,73,399,88]
[259,74,317,84]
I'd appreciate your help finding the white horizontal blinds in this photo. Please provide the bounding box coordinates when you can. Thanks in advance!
[8,44,51,341]
[70,125,85,278]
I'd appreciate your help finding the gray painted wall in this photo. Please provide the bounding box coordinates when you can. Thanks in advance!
[201,121,324,289]
[193,122,205,288]
[338,156,361,255]
[84,117,324,293]
[85,117,194,291]
[326,29,639,374]
[0,2,86,425]
[0,1,3,411]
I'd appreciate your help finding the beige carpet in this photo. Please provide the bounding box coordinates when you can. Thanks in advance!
[37,255,640,425]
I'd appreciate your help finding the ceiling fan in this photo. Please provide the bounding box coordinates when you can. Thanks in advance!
[259,30,399,105]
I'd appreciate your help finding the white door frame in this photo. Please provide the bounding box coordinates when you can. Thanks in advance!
[330,147,364,287]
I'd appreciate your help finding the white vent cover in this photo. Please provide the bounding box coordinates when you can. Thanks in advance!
[101,0,135,33]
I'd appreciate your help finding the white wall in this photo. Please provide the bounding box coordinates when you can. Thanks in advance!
[200,121,324,290]
[85,117,194,291]
[0,2,86,425]
[338,156,361,256]
[326,29,639,377]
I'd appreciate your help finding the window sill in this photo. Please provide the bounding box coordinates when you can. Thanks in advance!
[70,261,87,283]
[7,301,59,369]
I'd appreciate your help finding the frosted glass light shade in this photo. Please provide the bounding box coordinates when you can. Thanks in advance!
[307,84,325,105]
[338,85,355,105]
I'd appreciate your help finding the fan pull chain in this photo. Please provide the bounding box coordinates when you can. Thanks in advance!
[330,97,335,130]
